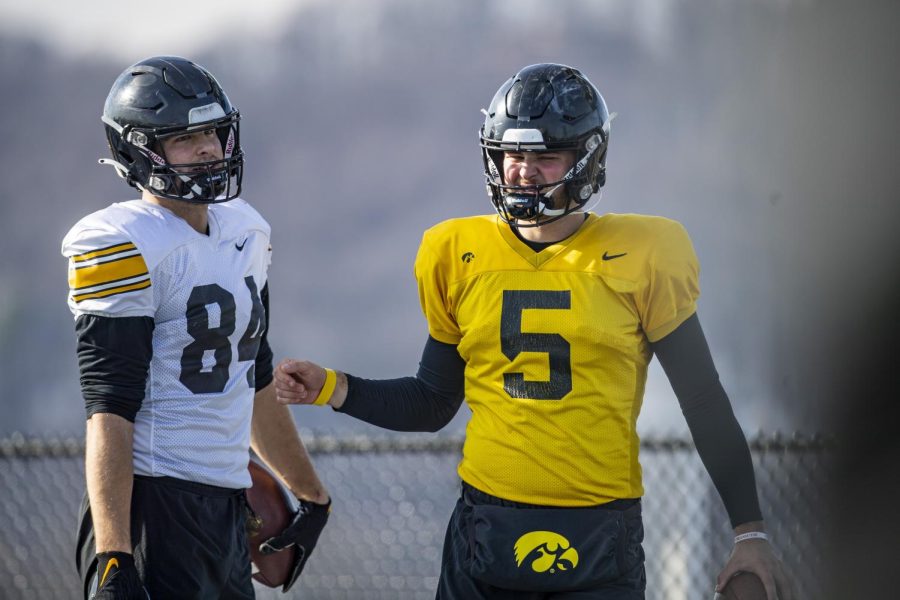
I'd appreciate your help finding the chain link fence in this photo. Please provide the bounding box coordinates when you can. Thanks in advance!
[0,432,831,599]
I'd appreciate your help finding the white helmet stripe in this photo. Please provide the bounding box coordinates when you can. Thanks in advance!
[500,128,547,149]
[188,103,226,124]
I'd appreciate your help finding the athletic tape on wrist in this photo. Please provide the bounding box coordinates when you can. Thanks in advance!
[734,531,769,544]
[313,368,337,406]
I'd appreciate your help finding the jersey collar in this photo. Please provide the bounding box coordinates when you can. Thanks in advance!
[496,213,599,269]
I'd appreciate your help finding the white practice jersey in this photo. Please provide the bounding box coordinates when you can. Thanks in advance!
[62,198,271,489]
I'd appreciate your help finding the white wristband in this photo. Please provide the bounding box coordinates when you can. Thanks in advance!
[734,531,769,544]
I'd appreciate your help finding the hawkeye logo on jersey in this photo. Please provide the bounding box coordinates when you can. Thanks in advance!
[514,531,579,574]
[461,252,475,263]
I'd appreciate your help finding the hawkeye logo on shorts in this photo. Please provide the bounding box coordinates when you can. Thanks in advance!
[461,252,475,263]
[514,531,579,574]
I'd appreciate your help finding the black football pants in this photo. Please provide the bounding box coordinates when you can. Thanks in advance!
[76,475,254,599]
[435,483,646,600]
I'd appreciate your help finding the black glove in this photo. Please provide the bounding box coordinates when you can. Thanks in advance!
[260,497,331,592]
[91,552,149,599]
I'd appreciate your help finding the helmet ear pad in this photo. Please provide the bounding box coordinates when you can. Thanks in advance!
[483,147,506,212]
[104,125,149,189]
[560,131,608,208]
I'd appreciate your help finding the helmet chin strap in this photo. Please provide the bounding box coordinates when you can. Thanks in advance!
[579,190,604,214]
[538,183,567,216]
[98,158,130,180]
[533,133,602,218]
[518,179,599,224]
[538,204,567,217]
[178,173,204,200]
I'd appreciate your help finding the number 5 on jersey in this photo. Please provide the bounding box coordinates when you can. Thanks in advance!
[500,290,572,400]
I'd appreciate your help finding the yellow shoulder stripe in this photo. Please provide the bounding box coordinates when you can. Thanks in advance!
[72,280,152,303]
[69,255,149,291]
[71,242,137,263]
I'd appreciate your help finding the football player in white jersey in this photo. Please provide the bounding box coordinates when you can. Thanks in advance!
[273,64,793,599]
[63,56,330,599]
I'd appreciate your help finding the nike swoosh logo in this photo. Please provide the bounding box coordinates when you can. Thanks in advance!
[602,251,627,261]
[99,557,118,586]
[235,239,247,251]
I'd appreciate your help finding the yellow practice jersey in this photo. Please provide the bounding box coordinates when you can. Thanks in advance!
[414,213,699,506]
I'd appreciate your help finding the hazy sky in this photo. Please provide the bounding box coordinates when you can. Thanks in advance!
[0,0,309,60]
[0,0,678,62]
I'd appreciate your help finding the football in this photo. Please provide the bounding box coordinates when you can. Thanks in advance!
[246,459,296,587]
[715,571,767,600]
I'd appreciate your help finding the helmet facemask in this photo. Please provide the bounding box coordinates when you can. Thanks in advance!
[481,130,606,226]
[102,112,243,204]
[479,63,611,227]
[100,56,245,204]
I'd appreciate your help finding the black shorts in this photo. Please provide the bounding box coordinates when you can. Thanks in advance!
[76,475,254,599]
[436,482,646,600]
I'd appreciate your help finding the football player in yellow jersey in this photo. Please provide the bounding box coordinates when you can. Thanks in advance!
[275,64,792,599]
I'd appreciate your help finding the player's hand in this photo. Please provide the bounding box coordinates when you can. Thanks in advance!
[716,538,794,600]
[274,359,325,405]
[91,552,149,599]
[259,497,331,592]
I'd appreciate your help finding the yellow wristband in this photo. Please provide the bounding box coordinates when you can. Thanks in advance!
[312,368,337,406]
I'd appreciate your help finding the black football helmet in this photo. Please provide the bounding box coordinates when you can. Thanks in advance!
[480,63,610,225]
[100,56,243,203]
